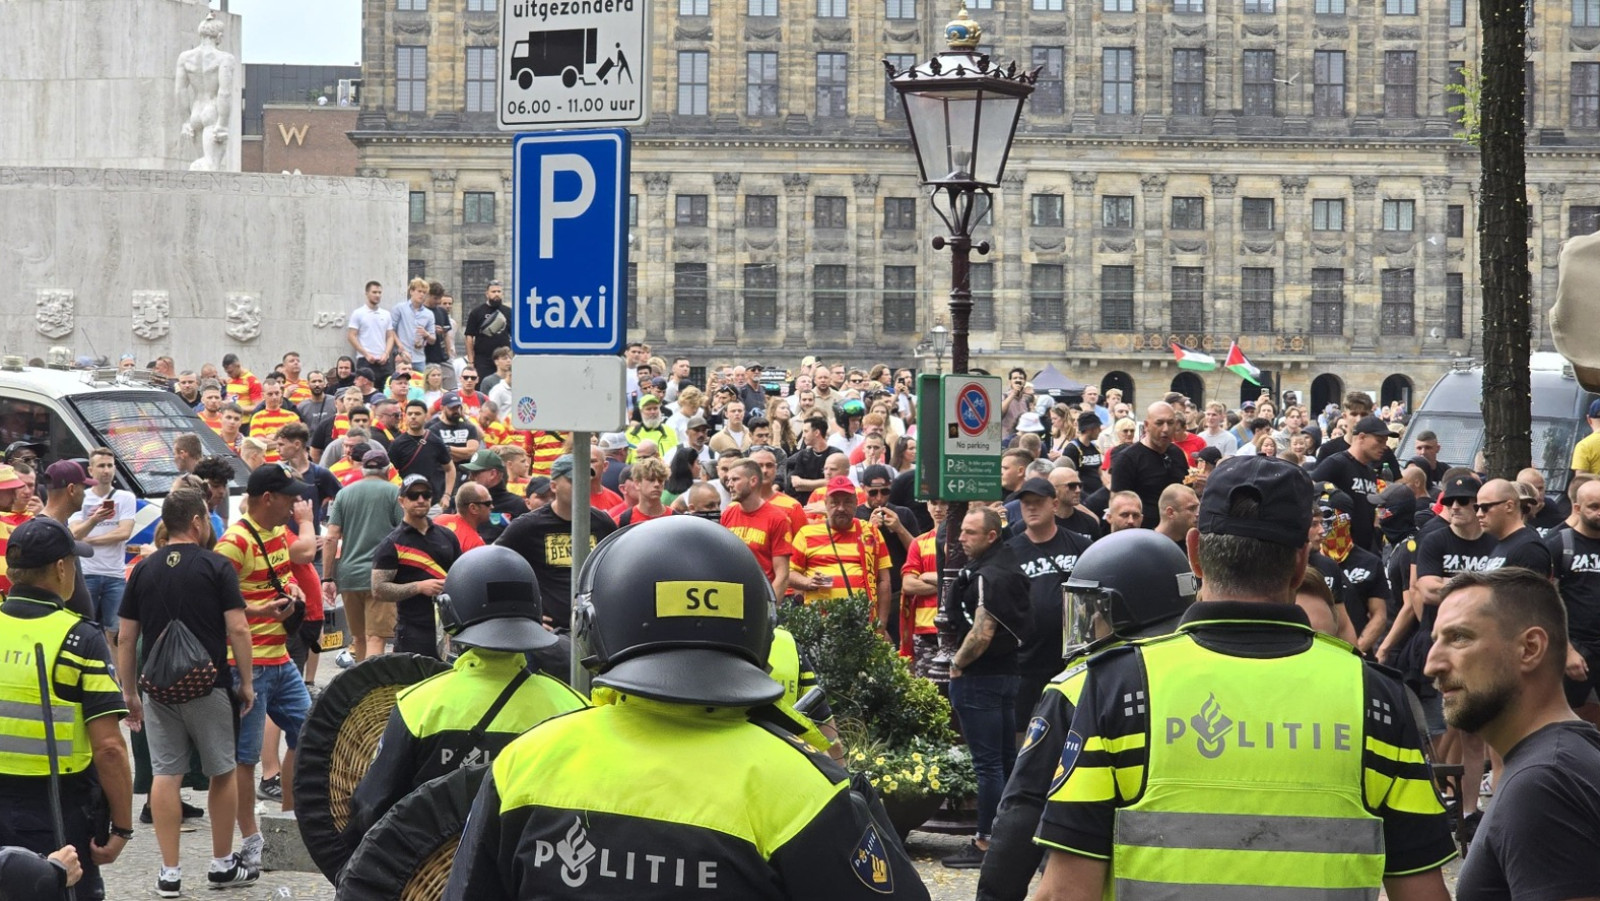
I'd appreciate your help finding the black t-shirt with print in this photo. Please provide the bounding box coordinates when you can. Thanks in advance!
[1006,527,1095,675]
[120,545,247,691]
[1312,451,1382,551]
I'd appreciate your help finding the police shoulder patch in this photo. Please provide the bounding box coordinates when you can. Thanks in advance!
[850,824,894,894]
[1020,716,1051,754]
[1049,661,1090,685]
[1052,730,1085,794]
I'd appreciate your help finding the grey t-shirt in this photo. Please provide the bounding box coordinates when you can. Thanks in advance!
[326,476,402,591]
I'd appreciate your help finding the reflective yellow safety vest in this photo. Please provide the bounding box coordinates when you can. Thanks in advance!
[1112,630,1383,900]
[769,628,801,707]
[0,607,92,775]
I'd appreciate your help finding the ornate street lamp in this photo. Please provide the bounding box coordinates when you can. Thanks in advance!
[886,6,1035,376]
[929,321,949,374]
[887,7,1034,684]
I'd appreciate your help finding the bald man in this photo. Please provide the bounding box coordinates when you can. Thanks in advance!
[1153,483,1199,545]
[1478,478,1554,577]
[1108,402,1187,528]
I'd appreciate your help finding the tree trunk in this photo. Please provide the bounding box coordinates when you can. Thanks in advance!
[1478,0,1531,479]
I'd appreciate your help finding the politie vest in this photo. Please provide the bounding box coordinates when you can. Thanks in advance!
[769,629,801,708]
[0,607,92,775]
[492,696,849,897]
[1112,630,1383,900]
[396,648,586,784]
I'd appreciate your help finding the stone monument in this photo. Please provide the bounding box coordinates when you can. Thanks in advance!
[176,13,239,172]
[0,0,407,366]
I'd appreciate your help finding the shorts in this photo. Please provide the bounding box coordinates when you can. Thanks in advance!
[340,589,373,643]
[394,595,439,659]
[233,661,312,766]
[366,597,396,639]
[144,687,238,778]
[84,574,126,630]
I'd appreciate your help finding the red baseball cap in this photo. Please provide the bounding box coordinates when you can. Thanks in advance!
[825,476,857,497]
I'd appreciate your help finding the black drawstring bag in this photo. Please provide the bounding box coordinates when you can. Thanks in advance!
[137,552,218,705]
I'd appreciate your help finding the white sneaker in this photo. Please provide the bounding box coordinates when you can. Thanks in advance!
[335,648,356,669]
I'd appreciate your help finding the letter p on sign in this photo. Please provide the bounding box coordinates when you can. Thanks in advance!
[539,153,596,259]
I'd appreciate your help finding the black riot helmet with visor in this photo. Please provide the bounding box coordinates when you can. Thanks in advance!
[573,516,782,707]
[1062,529,1198,655]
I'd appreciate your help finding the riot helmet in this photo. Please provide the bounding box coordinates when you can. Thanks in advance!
[435,546,559,652]
[1063,529,1197,652]
[574,516,782,706]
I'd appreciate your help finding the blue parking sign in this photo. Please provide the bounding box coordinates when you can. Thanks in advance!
[511,129,630,355]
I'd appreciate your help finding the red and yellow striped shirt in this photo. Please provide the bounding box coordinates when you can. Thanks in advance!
[720,502,794,582]
[480,418,513,447]
[790,520,889,606]
[524,430,567,477]
[215,514,297,666]
[899,529,942,656]
[226,371,263,406]
[284,379,312,404]
[199,410,223,434]
[247,406,300,463]
[328,458,401,487]
[767,491,809,536]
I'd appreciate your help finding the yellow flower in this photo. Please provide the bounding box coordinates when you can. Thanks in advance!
[929,779,942,791]
[929,766,941,777]
[911,752,924,763]
[874,756,886,766]
[852,750,866,761]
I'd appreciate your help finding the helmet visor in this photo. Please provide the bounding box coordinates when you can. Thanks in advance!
[1063,585,1106,654]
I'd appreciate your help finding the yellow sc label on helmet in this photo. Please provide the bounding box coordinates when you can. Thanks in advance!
[655,581,744,619]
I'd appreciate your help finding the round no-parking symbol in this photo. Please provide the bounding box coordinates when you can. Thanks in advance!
[955,382,990,436]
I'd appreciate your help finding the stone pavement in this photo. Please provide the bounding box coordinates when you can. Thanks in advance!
[99,809,1458,900]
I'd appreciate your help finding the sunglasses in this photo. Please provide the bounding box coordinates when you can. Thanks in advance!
[462,375,479,381]
[404,492,434,501]
[1444,497,1475,507]
[865,488,891,496]
[1474,500,1511,512]
[464,500,490,508]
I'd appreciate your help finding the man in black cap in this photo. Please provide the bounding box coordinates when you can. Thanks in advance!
[1007,477,1093,735]
[4,440,45,469]
[0,518,132,900]
[1311,414,1390,552]
[1059,412,1104,496]
[1411,471,1498,836]
[1314,484,1391,656]
[371,475,463,658]
[1033,455,1457,900]
[494,454,616,630]
[857,464,919,646]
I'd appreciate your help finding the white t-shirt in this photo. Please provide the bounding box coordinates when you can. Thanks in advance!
[348,304,392,358]
[70,488,137,577]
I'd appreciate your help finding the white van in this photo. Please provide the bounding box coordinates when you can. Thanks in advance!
[0,361,248,542]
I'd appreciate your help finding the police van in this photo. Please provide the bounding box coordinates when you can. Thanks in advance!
[1400,351,1598,493]
[0,360,248,543]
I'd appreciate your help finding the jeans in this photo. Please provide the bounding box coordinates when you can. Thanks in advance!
[233,661,312,766]
[84,573,126,629]
[950,672,1020,838]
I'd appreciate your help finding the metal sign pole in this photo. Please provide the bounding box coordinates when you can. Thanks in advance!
[569,430,592,691]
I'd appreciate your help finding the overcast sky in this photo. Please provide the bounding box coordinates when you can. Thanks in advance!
[226,0,362,65]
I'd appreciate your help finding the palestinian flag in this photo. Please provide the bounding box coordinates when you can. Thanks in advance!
[1225,341,1262,386]
[1171,343,1217,371]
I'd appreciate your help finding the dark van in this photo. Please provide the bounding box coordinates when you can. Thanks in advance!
[1399,352,1598,493]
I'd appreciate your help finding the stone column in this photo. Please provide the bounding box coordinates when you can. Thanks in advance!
[1280,175,1309,334]
[1140,173,1167,333]
[1349,175,1379,349]
[713,172,741,345]
[998,171,1027,350]
[1420,175,1453,336]
[644,172,672,339]
[1209,174,1238,339]
[782,173,811,345]
[852,173,881,350]
[430,168,457,295]
[1067,171,1098,347]
[1536,181,1565,347]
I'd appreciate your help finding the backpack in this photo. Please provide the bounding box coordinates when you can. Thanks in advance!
[136,551,219,705]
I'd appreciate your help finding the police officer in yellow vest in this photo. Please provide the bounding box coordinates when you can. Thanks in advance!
[343,546,588,846]
[1033,455,1457,901]
[0,518,134,901]
[977,529,1197,901]
[443,515,930,900]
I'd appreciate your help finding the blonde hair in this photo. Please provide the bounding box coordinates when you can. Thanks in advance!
[408,276,429,293]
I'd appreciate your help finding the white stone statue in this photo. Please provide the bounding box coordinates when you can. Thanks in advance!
[175,13,237,172]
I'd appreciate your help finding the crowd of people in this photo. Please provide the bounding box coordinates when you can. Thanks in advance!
[2,273,1600,898]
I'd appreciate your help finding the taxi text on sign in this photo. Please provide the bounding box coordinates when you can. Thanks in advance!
[511,129,629,356]
[498,0,650,129]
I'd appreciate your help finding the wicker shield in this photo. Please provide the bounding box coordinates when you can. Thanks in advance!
[296,653,452,883]
[336,763,487,901]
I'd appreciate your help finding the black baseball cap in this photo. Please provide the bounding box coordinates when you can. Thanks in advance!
[1376,484,1418,526]
[1077,411,1103,431]
[1440,474,1483,502]
[355,365,376,382]
[247,463,309,497]
[1351,415,1391,437]
[7,517,92,569]
[859,464,893,487]
[1016,477,1055,500]
[4,440,46,461]
[1196,446,1224,467]
[1197,455,1314,547]
[1318,483,1355,515]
